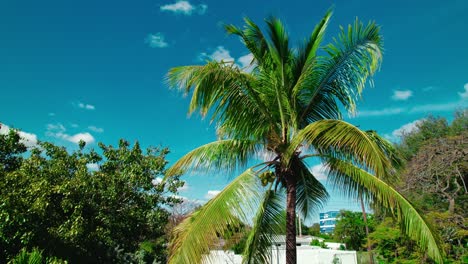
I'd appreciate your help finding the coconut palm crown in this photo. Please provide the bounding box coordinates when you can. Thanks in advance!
[165,10,443,264]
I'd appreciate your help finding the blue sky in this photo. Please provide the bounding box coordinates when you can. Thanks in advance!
[1,0,467,223]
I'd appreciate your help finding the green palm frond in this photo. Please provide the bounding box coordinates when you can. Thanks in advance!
[289,119,392,178]
[225,17,268,65]
[365,130,405,171]
[292,9,332,96]
[167,63,274,140]
[325,158,443,263]
[169,168,262,264]
[243,190,284,264]
[292,158,328,220]
[265,17,290,67]
[165,139,260,177]
[300,19,382,122]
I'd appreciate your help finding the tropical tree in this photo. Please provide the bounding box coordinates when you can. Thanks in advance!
[0,129,182,263]
[165,10,443,264]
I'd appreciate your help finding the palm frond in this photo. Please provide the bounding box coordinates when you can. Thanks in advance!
[166,63,274,140]
[289,119,393,178]
[292,158,329,220]
[292,9,332,96]
[265,16,290,67]
[300,18,382,122]
[169,168,262,264]
[325,158,443,263]
[243,189,284,264]
[225,17,269,65]
[165,139,259,177]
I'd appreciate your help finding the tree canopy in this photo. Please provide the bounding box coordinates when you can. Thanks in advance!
[0,128,182,263]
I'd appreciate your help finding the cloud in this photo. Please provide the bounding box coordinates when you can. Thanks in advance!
[356,100,468,118]
[409,101,467,113]
[200,46,234,62]
[200,47,255,72]
[356,107,405,117]
[459,83,468,99]
[237,53,255,72]
[46,123,95,145]
[78,102,95,110]
[67,133,94,144]
[152,177,164,185]
[48,113,55,116]
[391,90,413,101]
[178,182,189,192]
[205,190,221,199]
[47,123,66,131]
[160,1,207,15]
[310,163,329,181]
[86,163,99,171]
[392,119,424,138]
[422,86,436,92]
[0,124,38,148]
[88,126,104,133]
[145,33,168,48]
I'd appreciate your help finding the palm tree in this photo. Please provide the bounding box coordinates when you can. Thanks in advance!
[164,10,443,264]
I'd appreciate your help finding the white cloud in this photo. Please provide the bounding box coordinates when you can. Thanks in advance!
[205,190,221,199]
[200,48,256,73]
[356,99,468,118]
[408,101,468,113]
[86,163,99,171]
[78,102,95,110]
[356,107,405,117]
[392,119,424,138]
[145,33,168,48]
[237,53,255,72]
[88,126,104,133]
[47,123,66,131]
[458,83,468,99]
[391,90,413,101]
[152,177,164,185]
[67,133,94,144]
[422,86,436,92]
[160,1,207,15]
[178,182,189,192]
[46,123,95,145]
[310,163,329,181]
[200,46,234,62]
[384,118,425,142]
[0,124,38,148]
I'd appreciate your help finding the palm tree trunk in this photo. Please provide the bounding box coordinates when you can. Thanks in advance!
[286,176,297,264]
[359,193,374,264]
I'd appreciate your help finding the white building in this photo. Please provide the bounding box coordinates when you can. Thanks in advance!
[203,236,356,264]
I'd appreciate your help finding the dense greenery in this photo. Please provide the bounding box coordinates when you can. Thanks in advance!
[323,111,467,263]
[333,210,376,251]
[394,110,467,263]
[0,128,182,263]
[165,9,443,264]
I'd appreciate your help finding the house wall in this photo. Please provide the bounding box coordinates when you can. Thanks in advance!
[204,247,357,264]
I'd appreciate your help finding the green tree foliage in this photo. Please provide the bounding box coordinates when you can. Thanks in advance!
[397,110,467,262]
[307,223,321,237]
[165,10,443,264]
[0,129,182,263]
[0,127,27,172]
[8,248,68,264]
[369,218,422,263]
[369,110,468,263]
[333,210,375,251]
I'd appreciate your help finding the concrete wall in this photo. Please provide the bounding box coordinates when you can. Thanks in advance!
[203,247,357,264]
